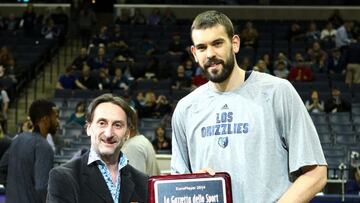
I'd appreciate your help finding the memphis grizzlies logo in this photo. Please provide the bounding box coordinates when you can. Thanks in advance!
[218,137,228,148]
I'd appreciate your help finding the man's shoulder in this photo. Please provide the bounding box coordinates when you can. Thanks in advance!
[249,71,292,90]
[251,71,288,84]
[51,153,87,175]
[49,158,83,190]
[175,84,208,109]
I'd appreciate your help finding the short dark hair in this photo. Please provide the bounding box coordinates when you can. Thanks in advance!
[191,10,234,40]
[86,93,133,128]
[29,99,56,132]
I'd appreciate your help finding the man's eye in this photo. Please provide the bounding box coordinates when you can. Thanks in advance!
[197,46,206,51]
[214,42,222,47]
[98,121,107,127]
[114,123,123,129]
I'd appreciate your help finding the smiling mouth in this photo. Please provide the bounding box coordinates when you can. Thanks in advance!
[205,58,223,69]
[102,139,116,145]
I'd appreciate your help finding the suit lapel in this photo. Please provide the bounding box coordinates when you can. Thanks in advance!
[120,165,135,203]
[82,153,114,203]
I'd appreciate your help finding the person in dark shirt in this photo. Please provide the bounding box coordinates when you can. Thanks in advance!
[21,3,36,36]
[0,125,11,160]
[51,6,69,38]
[345,36,360,84]
[72,47,89,71]
[327,48,345,74]
[75,64,98,90]
[56,66,77,89]
[152,126,171,152]
[324,87,351,113]
[0,99,59,203]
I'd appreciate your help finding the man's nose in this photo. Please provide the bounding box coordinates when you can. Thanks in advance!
[206,47,216,59]
[103,126,113,138]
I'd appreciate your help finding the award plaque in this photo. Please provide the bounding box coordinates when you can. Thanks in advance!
[148,172,232,203]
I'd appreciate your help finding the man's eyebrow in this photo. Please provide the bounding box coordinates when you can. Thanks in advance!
[212,38,225,44]
[194,38,225,48]
[194,43,205,48]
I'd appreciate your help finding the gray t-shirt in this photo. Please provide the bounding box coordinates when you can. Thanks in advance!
[171,71,327,203]
[122,134,160,176]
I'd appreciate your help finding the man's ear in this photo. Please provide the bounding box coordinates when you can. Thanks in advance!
[42,116,50,127]
[191,45,198,63]
[232,35,240,54]
[85,123,91,137]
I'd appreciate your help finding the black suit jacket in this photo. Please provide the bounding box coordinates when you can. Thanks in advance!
[47,152,148,203]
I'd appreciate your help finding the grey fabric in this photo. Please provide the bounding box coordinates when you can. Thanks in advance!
[122,134,160,176]
[171,71,327,203]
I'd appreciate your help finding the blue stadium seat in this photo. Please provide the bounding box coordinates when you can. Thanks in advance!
[331,124,354,134]
[328,113,352,125]
[335,133,357,145]
[315,124,331,134]
[351,103,360,116]
[140,118,162,128]
[292,81,330,93]
[59,107,74,120]
[52,98,66,108]
[310,113,328,125]
[318,133,333,145]
[66,98,86,110]
[62,123,85,137]
[313,73,329,81]
[139,127,155,141]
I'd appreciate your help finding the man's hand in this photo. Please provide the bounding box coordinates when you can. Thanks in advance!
[195,168,216,176]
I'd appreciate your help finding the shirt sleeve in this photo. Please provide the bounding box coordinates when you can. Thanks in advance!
[0,149,9,185]
[47,167,78,203]
[170,102,192,174]
[34,139,54,201]
[274,80,327,174]
[1,90,9,103]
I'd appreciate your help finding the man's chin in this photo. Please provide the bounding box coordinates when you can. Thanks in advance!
[99,149,115,157]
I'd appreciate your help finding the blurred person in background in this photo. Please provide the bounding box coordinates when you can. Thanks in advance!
[327,48,345,74]
[66,101,86,127]
[0,125,11,161]
[56,65,77,90]
[0,99,58,203]
[0,82,9,133]
[122,108,160,176]
[345,35,360,85]
[288,52,313,81]
[240,21,259,49]
[152,126,171,152]
[325,87,351,113]
[273,60,289,79]
[305,90,325,113]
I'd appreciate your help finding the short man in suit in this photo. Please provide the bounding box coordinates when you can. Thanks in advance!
[47,94,148,203]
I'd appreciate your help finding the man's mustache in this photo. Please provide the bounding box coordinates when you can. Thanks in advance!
[204,58,224,69]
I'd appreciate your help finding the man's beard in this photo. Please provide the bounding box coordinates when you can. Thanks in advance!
[49,125,58,136]
[203,52,235,83]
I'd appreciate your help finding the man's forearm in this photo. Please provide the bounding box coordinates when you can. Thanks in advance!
[277,165,327,203]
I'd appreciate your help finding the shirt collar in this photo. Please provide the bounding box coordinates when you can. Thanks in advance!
[87,148,128,171]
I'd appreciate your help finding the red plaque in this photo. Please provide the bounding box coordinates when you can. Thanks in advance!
[148,172,232,203]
